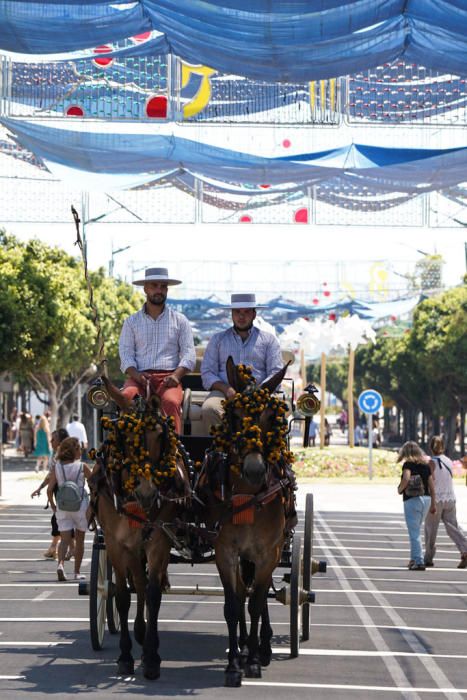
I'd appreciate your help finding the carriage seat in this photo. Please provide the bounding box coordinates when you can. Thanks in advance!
[181,373,209,436]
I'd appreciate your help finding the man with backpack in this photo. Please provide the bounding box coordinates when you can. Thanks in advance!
[47,437,92,581]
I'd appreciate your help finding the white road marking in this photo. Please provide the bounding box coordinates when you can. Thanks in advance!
[242,681,467,693]
[271,648,467,659]
[32,591,53,602]
[0,641,73,646]
[318,514,464,700]
[0,676,26,680]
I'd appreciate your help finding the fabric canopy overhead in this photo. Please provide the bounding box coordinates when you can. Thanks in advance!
[1,117,466,194]
[0,1,466,80]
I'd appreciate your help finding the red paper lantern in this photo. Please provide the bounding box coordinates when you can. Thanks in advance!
[294,208,308,224]
[259,184,270,189]
[145,95,168,118]
[93,45,113,67]
[312,298,319,305]
[66,105,85,117]
[324,290,331,297]
[132,32,151,43]
[239,215,252,223]
[329,313,337,321]
[282,139,291,148]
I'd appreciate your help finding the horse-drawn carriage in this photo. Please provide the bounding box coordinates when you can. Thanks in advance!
[80,357,326,686]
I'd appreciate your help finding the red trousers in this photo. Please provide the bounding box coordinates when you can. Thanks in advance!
[122,371,183,434]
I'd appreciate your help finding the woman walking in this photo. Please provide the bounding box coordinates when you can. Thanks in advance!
[424,436,467,569]
[397,441,436,571]
[47,437,92,581]
[33,414,51,472]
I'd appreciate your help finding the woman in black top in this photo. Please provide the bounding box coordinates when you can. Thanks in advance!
[397,441,435,570]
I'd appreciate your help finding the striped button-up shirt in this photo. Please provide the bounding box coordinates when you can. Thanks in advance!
[201,326,283,390]
[119,305,196,374]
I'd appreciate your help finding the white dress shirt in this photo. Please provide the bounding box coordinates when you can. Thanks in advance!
[201,326,283,390]
[119,304,196,374]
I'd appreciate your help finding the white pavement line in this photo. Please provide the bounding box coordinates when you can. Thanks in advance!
[0,540,54,543]
[314,589,467,598]
[0,617,287,625]
[271,648,467,659]
[336,566,463,572]
[32,591,53,602]
[317,546,459,553]
[0,525,50,529]
[317,514,463,700]
[0,642,73,646]
[345,576,466,585]
[306,623,467,635]
[0,676,26,680]
[322,554,461,562]
[314,604,467,614]
[322,525,405,531]
[242,681,467,693]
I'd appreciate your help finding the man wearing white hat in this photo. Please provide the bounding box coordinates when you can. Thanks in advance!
[119,267,196,434]
[200,293,283,433]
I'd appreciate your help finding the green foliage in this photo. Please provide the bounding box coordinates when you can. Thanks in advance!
[355,284,467,420]
[0,231,142,418]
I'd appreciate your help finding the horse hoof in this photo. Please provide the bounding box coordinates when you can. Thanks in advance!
[117,659,134,676]
[259,651,272,667]
[225,670,242,687]
[143,664,160,681]
[245,663,262,678]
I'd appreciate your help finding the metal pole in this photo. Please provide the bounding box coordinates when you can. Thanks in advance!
[368,413,373,480]
[348,346,355,447]
[319,352,326,449]
[0,391,3,497]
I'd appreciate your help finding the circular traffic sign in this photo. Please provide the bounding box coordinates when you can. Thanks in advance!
[358,389,382,414]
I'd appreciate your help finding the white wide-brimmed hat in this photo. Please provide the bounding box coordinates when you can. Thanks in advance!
[223,293,266,309]
[132,267,181,286]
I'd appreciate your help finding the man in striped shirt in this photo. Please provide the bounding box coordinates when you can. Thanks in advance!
[200,293,283,433]
[119,267,196,434]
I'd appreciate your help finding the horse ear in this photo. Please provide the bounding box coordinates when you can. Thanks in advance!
[101,376,132,412]
[226,356,248,393]
[148,394,161,414]
[226,356,238,390]
[260,361,291,395]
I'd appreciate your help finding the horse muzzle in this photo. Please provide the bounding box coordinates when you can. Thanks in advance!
[242,452,266,486]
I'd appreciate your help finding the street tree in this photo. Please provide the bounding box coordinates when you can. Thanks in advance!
[0,231,142,427]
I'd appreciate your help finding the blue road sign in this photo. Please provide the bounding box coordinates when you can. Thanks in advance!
[358,389,383,414]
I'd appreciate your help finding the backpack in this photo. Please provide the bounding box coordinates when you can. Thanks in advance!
[56,462,84,512]
[405,473,425,498]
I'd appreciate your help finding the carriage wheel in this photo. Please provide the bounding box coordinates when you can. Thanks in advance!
[90,533,107,651]
[106,559,120,635]
[301,492,313,641]
[289,534,302,658]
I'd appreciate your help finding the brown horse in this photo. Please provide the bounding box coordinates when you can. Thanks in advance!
[198,357,295,687]
[88,377,190,680]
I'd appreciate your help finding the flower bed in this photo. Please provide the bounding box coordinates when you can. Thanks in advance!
[292,446,467,479]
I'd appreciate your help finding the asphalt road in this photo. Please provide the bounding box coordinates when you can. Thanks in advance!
[1,481,467,699]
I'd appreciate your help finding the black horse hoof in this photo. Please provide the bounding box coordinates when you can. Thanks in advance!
[143,664,161,680]
[259,650,272,667]
[117,659,134,676]
[225,670,242,687]
[245,662,262,678]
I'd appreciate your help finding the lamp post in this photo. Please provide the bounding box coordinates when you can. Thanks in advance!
[109,244,131,277]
